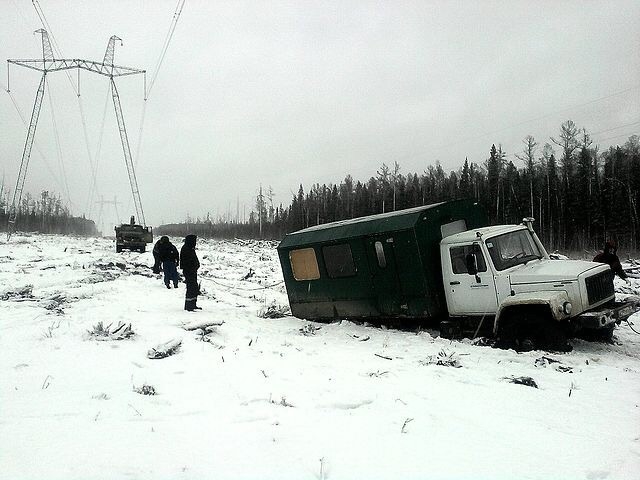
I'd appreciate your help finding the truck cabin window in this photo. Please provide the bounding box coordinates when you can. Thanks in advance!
[290,248,321,281]
[450,245,487,274]
[322,244,357,278]
[485,229,542,271]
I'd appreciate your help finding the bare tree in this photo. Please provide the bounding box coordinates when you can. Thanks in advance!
[391,161,401,211]
[376,163,390,213]
[515,135,538,217]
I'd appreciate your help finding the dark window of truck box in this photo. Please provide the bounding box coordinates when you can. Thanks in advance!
[322,244,357,278]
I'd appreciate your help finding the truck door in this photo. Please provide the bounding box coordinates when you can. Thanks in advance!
[445,243,497,315]
[367,235,402,315]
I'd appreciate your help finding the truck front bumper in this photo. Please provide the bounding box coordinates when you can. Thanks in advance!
[575,300,640,329]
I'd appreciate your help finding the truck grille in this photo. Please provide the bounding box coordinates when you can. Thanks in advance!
[585,269,615,305]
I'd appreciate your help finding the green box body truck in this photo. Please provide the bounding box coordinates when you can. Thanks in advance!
[277,199,639,347]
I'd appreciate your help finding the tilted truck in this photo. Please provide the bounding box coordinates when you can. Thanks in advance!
[277,199,639,349]
[114,216,153,253]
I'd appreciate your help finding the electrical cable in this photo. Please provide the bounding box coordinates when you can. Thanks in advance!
[78,95,97,214]
[593,131,640,144]
[146,0,186,100]
[591,120,640,136]
[203,274,285,292]
[623,319,640,335]
[3,86,64,191]
[86,86,111,219]
[32,0,100,218]
[133,99,147,168]
[122,0,186,218]
[46,84,74,209]
[32,0,79,95]
[350,83,640,180]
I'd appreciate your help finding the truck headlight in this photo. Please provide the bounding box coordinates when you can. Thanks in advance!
[563,302,572,315]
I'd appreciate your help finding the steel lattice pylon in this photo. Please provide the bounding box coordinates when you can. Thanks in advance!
[6,30,147,239]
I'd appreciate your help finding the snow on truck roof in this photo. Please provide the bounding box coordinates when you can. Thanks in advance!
[441,224,526,244]
[278,202,447,248]
[279,200,485,248]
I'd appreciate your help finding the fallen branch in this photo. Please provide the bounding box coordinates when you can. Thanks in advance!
[147,338,182,359]
[504,376,538,388]
[375,353,392,361]
[87,321,134,340]
[401,418,414,433]
[182,318,224,331]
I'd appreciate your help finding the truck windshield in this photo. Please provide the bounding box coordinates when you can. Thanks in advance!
[485,229,542,271]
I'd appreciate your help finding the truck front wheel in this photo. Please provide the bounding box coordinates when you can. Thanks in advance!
[496,308,571,352]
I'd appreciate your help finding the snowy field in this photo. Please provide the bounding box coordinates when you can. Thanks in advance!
[1,233,640,480]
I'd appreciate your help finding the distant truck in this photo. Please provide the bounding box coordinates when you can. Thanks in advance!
[114,216,153,253]
[277,200,639,349]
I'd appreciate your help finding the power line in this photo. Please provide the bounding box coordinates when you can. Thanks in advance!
[86,86,112,218]
[146,0,186,100]
[590,120,640,136]
[32,0,99,216]
[593,131,639,144]
[32,1,78,95]
[123,0,186,219]
[351,83,640,179]
[3,85,66,194]
[46,85,73,208]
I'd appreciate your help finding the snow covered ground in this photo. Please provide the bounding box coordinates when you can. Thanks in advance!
[1,233,639,480]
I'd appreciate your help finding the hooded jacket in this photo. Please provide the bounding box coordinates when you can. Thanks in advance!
[593,241,627,279]
[156,236,179,263]
[180,234,200,273]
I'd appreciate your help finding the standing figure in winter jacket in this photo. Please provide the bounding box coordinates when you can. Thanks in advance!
[156,236,180,288]
[180,234,201,311]
[593,240,628,279]
[152,238,163,274]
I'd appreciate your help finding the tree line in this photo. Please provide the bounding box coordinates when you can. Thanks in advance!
[0,189,97,236]
[156,121,640,253]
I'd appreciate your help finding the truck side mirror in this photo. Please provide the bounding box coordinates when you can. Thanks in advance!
[465,253,478,275]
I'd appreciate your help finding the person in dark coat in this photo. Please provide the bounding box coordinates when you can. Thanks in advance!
[152,238,163,274]
[593,240,628,279]
[156,236,180,288]
[180,234,201,311]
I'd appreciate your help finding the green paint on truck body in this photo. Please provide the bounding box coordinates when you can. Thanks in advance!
[277,199,488,321]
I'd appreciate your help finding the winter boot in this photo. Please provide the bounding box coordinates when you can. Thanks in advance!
[184,298,197,311]
[166,283,171,289]
[193,299,202,310]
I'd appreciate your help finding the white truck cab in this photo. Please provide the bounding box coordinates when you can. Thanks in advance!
[440,219,638,346]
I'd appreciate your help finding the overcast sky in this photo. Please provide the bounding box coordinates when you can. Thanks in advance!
[1,0,639,231]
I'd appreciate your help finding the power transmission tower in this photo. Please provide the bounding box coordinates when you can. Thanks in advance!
[95,195,121,235]
[6,30,146,239]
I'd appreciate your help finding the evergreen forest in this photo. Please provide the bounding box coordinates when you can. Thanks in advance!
[0,189,97,236]
[159,121,640,253]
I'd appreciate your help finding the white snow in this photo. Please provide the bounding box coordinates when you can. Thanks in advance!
[1,233,640,479]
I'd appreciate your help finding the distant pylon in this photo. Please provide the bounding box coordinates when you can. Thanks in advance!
[6,30,146,240]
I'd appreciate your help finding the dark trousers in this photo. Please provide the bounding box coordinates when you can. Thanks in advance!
[184,271,199,310]
[162,261,179,286]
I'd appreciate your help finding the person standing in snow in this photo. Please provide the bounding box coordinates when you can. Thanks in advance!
[180,234,201,311]
[157,236,180,289]
[151,237,163,274]
[593,239,628,280]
